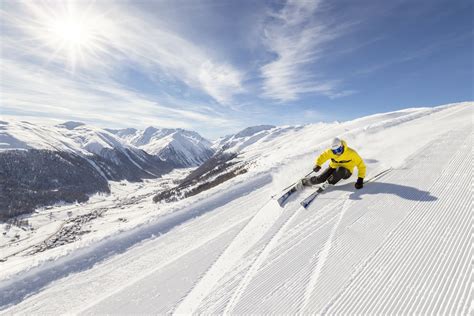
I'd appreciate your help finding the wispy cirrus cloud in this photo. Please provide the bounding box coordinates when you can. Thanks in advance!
[260,0,354,101]
[0,58,237,134]
[0,0,251,138]
[0,1,244,105]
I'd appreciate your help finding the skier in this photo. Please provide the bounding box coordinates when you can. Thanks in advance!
[297,137,366,190]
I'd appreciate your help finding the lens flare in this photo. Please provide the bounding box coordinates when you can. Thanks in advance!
[19,1,113,71]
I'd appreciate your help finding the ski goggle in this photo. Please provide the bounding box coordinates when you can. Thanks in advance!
[332,145,344,155]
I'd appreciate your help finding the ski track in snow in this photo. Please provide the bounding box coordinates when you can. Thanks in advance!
[199,172,389,313]
[298,169,392,312]
[323,128,473,314]
[223,204,305,314]
[223,179,373,314]
[172,199,284,314]
[300,195,352,313]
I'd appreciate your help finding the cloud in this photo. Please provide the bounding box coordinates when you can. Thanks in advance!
[198,61,244,104]
[259,0,351,101]
[0,0,254,139]
[0,58,236,134]
[0,1,244,105]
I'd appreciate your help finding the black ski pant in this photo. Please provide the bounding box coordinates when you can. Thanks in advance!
[310,167,351,185]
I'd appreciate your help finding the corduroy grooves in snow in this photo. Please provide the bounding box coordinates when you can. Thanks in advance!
[0,102,472,314]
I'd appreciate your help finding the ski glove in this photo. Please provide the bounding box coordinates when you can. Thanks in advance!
[355,177,364,189]
[313,165,321,173]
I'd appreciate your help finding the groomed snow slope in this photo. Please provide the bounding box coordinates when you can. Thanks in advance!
[1,102,472,314]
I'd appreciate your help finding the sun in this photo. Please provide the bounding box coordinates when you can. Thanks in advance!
[46,13,95,66]
[25,1,112,71]
[51,15,90,46]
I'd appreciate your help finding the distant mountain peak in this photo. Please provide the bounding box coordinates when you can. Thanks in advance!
[144,126,159,134]
[105,126,214,167]
[57,121,86,130]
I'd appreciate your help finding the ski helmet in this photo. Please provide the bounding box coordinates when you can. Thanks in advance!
[331,137,344,155]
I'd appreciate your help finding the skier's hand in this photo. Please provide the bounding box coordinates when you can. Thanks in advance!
[355,177,364,189]
[313,165,321,173]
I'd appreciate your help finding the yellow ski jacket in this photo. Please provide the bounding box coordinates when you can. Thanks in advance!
[315,140,367,178]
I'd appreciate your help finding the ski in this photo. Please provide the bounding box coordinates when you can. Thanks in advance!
[300,168,393,209]
[275,170,315,207]
[300,182,330,208]
[277,186,297,207]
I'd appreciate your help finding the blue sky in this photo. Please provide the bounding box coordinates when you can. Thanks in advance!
[0,0,472,138]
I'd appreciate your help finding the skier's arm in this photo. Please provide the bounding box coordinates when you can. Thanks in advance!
[355,152,366,179]
[315,150,331,167]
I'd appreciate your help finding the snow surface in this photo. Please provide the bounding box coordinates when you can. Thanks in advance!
[0,120,87,154]
[0,102,472,314]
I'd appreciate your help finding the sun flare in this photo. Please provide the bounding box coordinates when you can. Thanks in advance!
[25,1,113,71]
[51,16,89,45]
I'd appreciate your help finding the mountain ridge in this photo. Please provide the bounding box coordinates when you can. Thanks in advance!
[107,126,214,167]
[0,120,176,218]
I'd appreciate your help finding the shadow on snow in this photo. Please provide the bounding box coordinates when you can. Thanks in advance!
[338,182,437,202]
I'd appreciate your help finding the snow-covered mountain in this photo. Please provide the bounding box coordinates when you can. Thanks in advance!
[0,120,215,218]
[0,120,174,218]
[108,127,214,167]
[154,125,284,203]
[0,102,472,314]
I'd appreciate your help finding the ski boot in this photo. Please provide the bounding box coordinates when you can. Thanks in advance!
[295,177,312,191]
